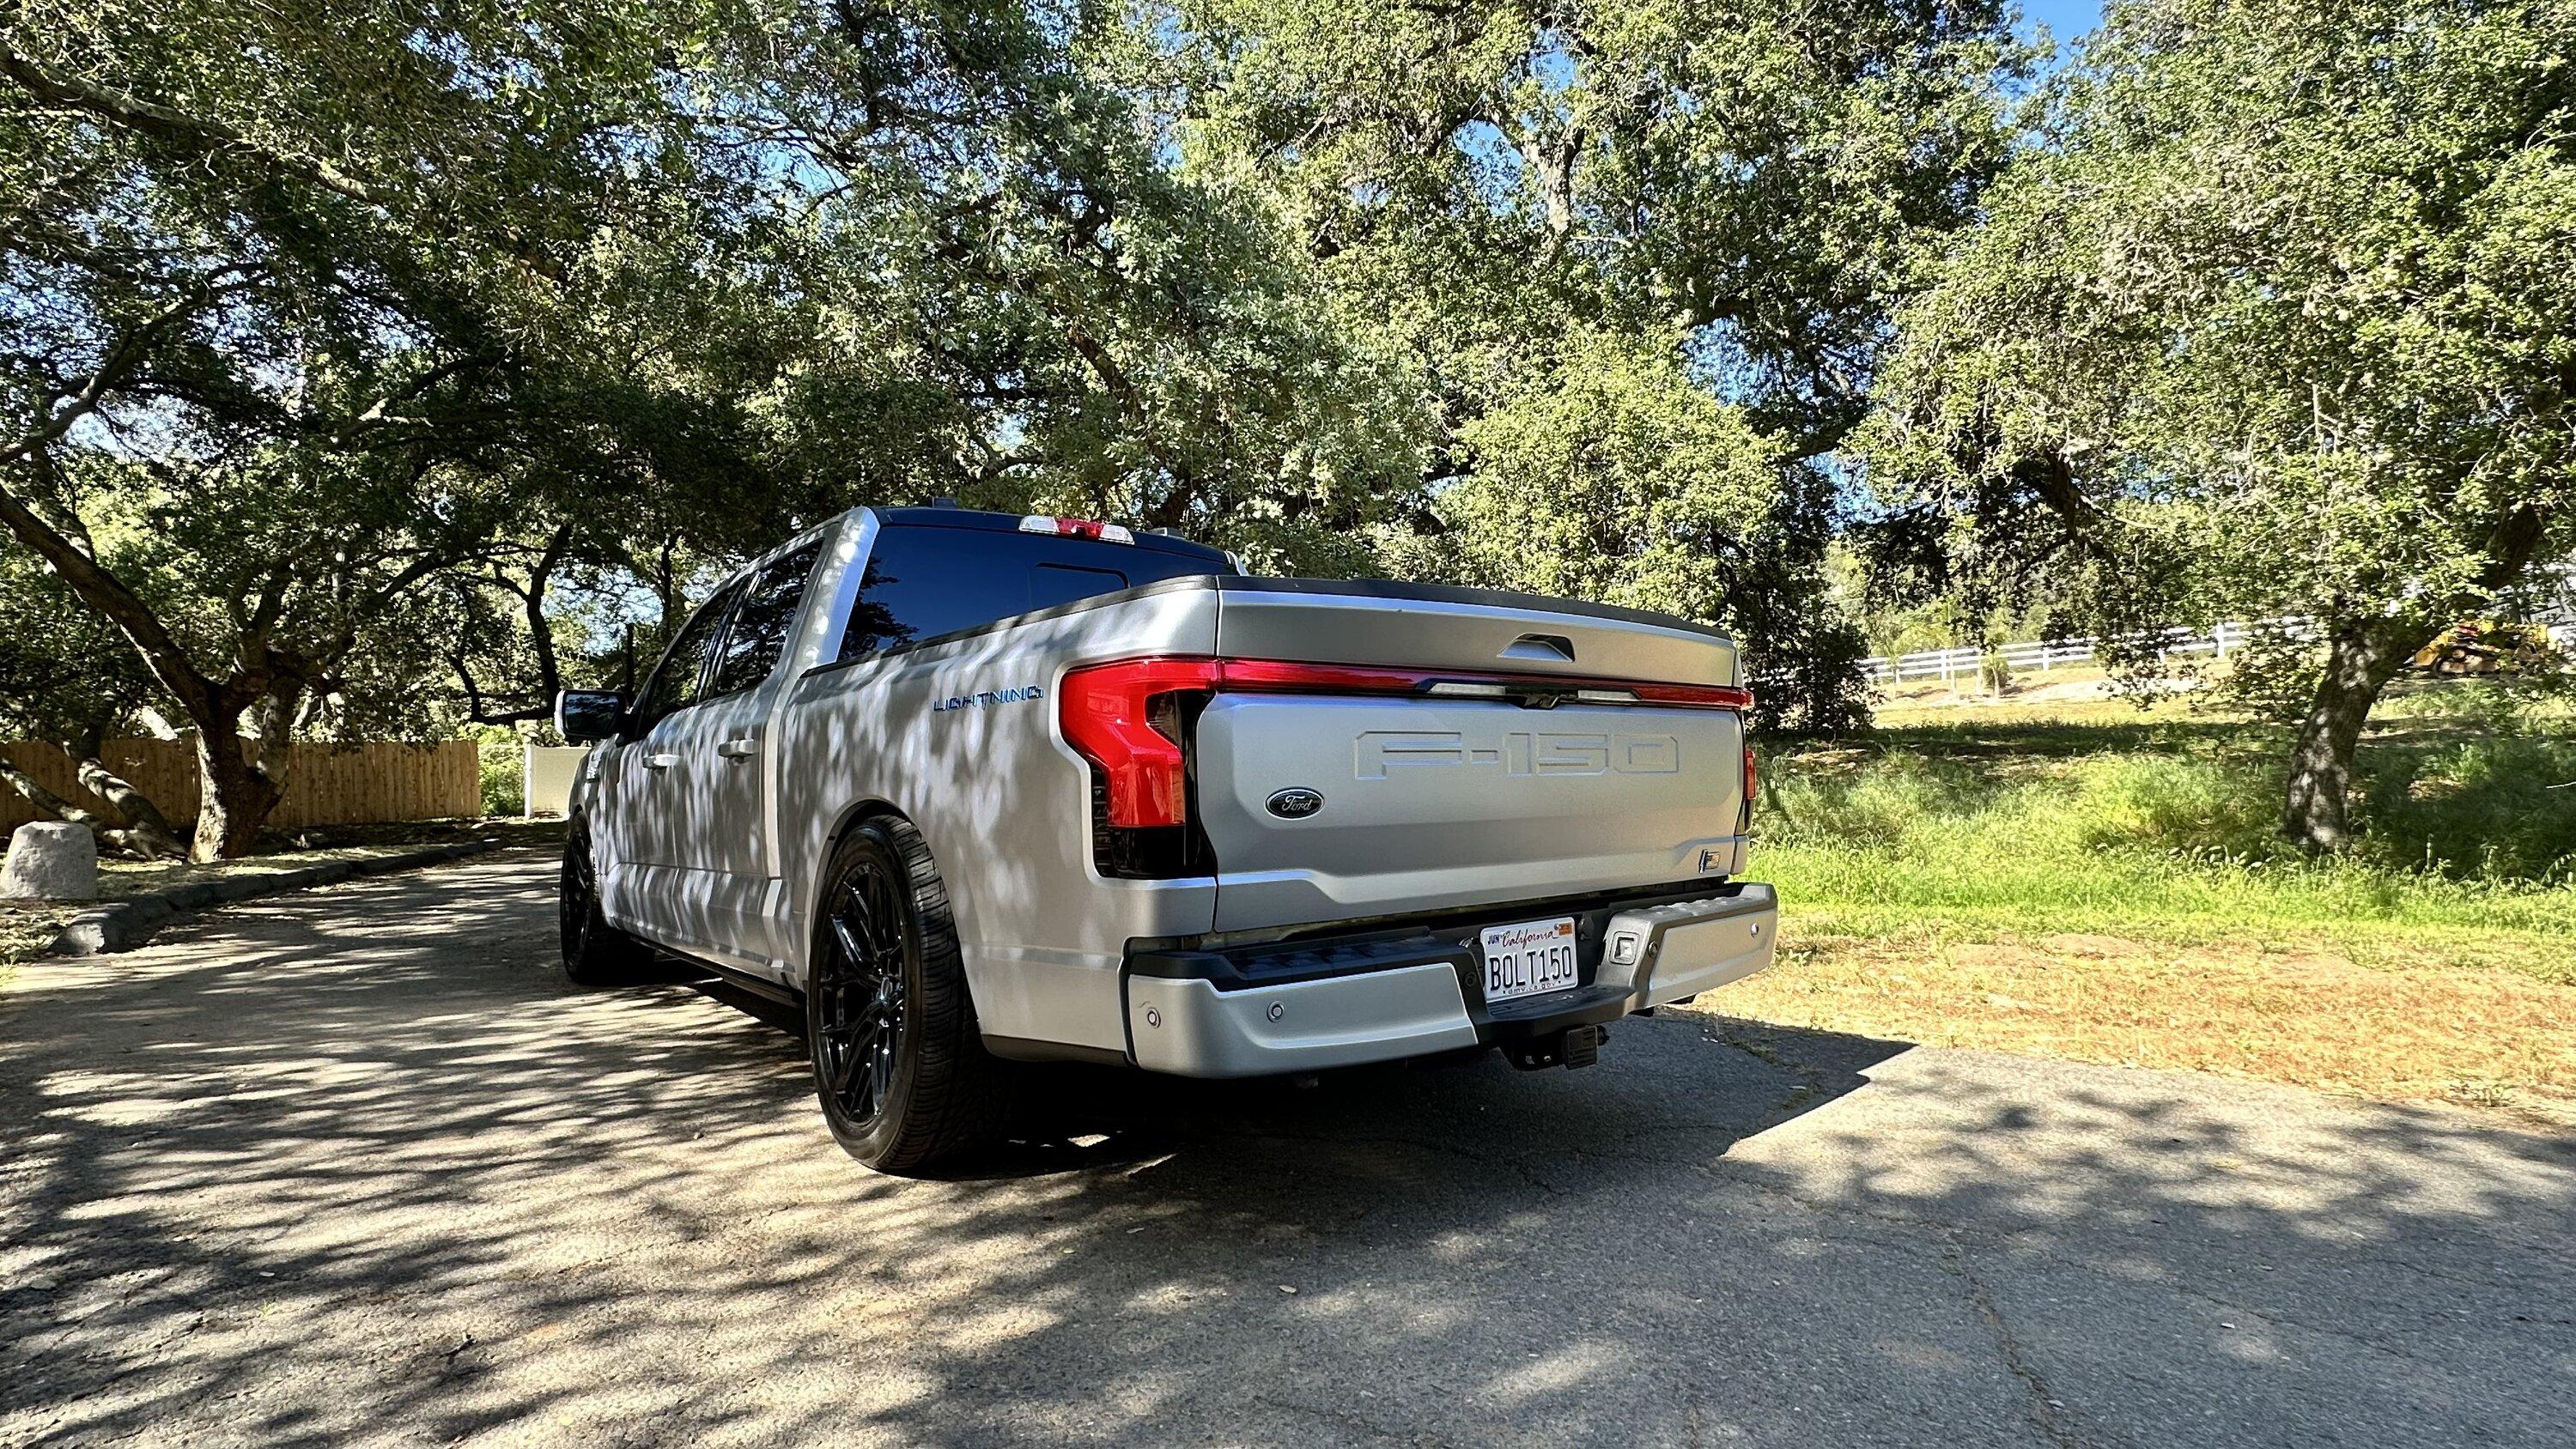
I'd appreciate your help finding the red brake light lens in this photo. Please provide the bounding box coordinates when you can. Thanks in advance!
[1214,659,1751,709]
[1059,658,1222,828]
[1019,515,1136,544]
[1632,681,1758,710]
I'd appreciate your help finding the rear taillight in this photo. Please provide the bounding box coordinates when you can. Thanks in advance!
[1059,658,1222,828]
[1073,657,1753,711]
[1059,655,1754,838]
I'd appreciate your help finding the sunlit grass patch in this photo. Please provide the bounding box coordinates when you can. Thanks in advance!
[1716,687,2576,1120]
[1703,919,2576,1126]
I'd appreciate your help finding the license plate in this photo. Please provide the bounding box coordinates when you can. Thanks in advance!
[1478,917,1580,1004]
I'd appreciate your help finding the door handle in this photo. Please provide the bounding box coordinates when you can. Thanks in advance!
[643,753,677,771]
[716,737,759,761]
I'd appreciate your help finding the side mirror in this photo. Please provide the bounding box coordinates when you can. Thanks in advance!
[556,688,629,744]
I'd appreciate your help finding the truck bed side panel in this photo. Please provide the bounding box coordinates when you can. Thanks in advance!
[773,585,1222,1055]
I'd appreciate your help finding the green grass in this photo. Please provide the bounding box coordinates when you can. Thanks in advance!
[1758,686,2576,983]
[1710,684,2576,1120]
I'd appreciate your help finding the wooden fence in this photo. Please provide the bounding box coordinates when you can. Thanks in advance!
[0,737,481,834]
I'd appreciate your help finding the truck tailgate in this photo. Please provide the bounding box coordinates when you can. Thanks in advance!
[1196,581,1749,931]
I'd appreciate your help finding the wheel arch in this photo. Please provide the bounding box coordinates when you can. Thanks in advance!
[815,796,920,885]
[793,796,928,991]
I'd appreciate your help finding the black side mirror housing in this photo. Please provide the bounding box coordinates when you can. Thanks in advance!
[556,688,629,744]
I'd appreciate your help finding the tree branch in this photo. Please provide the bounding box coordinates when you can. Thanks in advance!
[0,38,378,205]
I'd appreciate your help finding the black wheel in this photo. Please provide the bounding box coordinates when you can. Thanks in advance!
[807,815,1008,1173]
[560,825,650,986]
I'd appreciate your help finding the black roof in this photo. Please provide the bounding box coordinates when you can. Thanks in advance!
[871,506,1233,567]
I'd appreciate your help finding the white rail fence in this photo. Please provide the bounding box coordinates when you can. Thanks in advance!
[1861,619,2576,687]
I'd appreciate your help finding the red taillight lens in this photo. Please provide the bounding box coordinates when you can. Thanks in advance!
[1058,658,1222,827]
[1060,655,1754,830]
[1633,681,1757,710]
[1211,658,1436,694]
[1216,659,1752,709]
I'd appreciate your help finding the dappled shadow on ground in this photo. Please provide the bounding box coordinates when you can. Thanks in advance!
[2,850,2570,1447]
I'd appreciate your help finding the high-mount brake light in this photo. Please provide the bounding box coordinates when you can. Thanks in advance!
[1019,514,1135,544]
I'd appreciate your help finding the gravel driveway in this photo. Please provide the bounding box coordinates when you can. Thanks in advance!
[3,849,2570,1446]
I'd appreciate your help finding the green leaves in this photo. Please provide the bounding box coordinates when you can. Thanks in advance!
[1860,0,2576,843]
[1162,0,2023,724]
[1869,0,2576,632]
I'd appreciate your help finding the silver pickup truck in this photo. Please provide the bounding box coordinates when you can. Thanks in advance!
[556,505,1777,1171]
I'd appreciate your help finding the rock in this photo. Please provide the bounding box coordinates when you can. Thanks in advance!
[3,822,100,901]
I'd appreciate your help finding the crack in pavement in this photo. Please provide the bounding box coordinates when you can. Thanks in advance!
[1707,1022,1833,1121]
[1714,1022,2106,1449]
[1943,1239,2097,1449]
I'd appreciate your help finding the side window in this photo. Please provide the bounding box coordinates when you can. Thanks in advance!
[836,525,1219,662]
[639,583,738,724]
[708,543,821,697]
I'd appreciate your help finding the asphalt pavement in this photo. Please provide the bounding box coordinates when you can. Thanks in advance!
[3,849,2570,1446]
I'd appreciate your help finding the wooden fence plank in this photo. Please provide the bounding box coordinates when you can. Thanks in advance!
[0,737,482,835]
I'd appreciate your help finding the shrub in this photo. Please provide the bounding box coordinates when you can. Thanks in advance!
[1978,650,2012,694]
[476,735,524,817]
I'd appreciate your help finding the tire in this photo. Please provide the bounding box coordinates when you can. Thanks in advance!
[806,815,1010,1173]
[560,824,652,986]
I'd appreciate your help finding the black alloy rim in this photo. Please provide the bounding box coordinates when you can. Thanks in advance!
[815,858,908,1125]
[562,837,593,957]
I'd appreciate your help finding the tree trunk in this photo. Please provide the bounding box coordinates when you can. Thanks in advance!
[2280,619,2421,852]
[69,749,185,858]
[0,755,109,830]
[190,730,283,862]
[0,748,185,858]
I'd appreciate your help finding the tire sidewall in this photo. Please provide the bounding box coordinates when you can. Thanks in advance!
[560,824,624,985]
[808,821,927,1164]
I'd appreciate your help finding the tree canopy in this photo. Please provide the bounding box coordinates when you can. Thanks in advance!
[1164,0,2026,725]
[0,0,808,853]
[8,0,2563,858]
[1862,0,2576,846]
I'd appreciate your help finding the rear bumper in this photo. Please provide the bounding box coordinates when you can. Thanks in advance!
[1122,882,1777,1077]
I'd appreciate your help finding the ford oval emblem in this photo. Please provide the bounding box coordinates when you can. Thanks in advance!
[1266,786,1325,820]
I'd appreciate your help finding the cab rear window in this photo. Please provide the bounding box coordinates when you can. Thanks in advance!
[837,524,1221,661]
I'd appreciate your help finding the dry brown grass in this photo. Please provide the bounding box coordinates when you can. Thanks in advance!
[0,901,73,982]
[1692,918,2576,1128]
